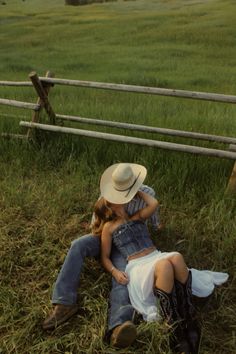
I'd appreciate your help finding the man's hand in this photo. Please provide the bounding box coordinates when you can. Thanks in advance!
[113,269,129,285]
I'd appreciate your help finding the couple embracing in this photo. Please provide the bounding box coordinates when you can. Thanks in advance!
[43,163,228,354]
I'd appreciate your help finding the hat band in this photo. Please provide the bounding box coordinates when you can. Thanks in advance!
[114,172,141,198]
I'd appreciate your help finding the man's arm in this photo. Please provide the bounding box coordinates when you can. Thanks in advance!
[126,184,161,229]
[131,190,159,221]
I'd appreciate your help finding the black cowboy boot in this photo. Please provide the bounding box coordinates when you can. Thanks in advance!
[175,271,201,354]
[154,287,191,354]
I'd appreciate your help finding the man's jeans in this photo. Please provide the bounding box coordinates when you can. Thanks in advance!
[52,234,134,331]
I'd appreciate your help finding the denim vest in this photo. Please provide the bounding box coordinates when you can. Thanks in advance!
[112,220,154,260]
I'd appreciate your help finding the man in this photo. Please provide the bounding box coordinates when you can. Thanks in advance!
[43,163,161,348]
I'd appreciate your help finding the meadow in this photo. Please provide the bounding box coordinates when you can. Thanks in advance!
[0,0,236,353]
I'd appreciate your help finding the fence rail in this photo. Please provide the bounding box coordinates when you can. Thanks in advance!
[0,81,31,86]
[56,113,236,145]
[1,77,236,104]
[19,121,236,160]
[0,98,40,110]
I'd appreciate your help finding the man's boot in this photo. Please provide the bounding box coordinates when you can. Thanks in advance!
[42,304,79,330]
[175,271,201,354]
[110,321,137,348]
[154,287,191,354]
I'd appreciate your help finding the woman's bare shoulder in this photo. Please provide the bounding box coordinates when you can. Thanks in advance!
[103,220,120,235]
[102,221,114,235]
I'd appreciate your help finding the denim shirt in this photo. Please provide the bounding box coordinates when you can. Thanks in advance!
[126,185,160,230]
[112,220,154,260]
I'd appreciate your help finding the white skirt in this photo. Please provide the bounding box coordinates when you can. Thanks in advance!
[125,250,229,322]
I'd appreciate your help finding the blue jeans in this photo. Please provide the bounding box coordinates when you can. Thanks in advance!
[52,234,134,331]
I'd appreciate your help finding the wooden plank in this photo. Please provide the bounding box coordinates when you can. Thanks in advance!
[19,121,236,160]
[0,98,40,110]
[40,77,236,104]
[56,113,236,145]
[29,71,56,124]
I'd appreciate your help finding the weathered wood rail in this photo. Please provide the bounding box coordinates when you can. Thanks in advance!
[0,98,40,111]
[1,77,236,103]
[55,113,236,145]
[19,121,236,161]
[0,71,236,193]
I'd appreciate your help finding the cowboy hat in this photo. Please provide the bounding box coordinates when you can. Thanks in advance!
[100,163,147,204]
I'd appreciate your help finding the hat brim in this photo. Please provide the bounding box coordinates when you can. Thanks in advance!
[100,163,147,204]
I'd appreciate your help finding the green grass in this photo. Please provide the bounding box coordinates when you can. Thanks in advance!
[0,0,236,353]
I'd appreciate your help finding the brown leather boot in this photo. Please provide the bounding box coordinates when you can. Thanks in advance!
[110,321,137,348]
[42,304,79,330]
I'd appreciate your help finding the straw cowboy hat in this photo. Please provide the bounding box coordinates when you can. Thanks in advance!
[100,163,147,204]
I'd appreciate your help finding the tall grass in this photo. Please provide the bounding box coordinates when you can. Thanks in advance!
[0,0,236,353]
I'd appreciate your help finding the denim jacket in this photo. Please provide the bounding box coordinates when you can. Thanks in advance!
[112,220,154,260]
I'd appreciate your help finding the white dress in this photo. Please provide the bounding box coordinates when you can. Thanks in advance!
[125,250,229,322]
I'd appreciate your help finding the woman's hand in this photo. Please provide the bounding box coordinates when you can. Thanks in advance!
[112,269,129,285]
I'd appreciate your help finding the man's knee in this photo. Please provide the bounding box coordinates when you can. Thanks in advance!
[70,234,100,258]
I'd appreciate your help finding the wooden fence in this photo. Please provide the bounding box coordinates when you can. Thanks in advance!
[0,71,236,193]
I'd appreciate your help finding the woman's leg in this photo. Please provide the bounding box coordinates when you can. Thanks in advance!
[168,252,189,284]
[154,258,174,293]
[153,259,190,353]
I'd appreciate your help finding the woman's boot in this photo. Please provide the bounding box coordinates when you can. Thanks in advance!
[175,271,201,354]
[154,287,190,354]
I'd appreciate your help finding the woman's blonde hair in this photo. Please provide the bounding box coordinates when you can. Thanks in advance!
[91,197,115,235]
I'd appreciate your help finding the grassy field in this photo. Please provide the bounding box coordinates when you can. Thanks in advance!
[0,0,236,353]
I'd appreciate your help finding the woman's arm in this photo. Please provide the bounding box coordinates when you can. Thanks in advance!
[101,223,129,285]
[131,190,159,221]
[101,222,114,273]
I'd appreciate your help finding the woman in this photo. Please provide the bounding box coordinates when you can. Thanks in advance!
[92,163,228,354]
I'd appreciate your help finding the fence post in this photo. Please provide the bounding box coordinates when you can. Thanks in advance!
[29,71,56,124]
[27,71,55,139]
[226,144,236,194]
